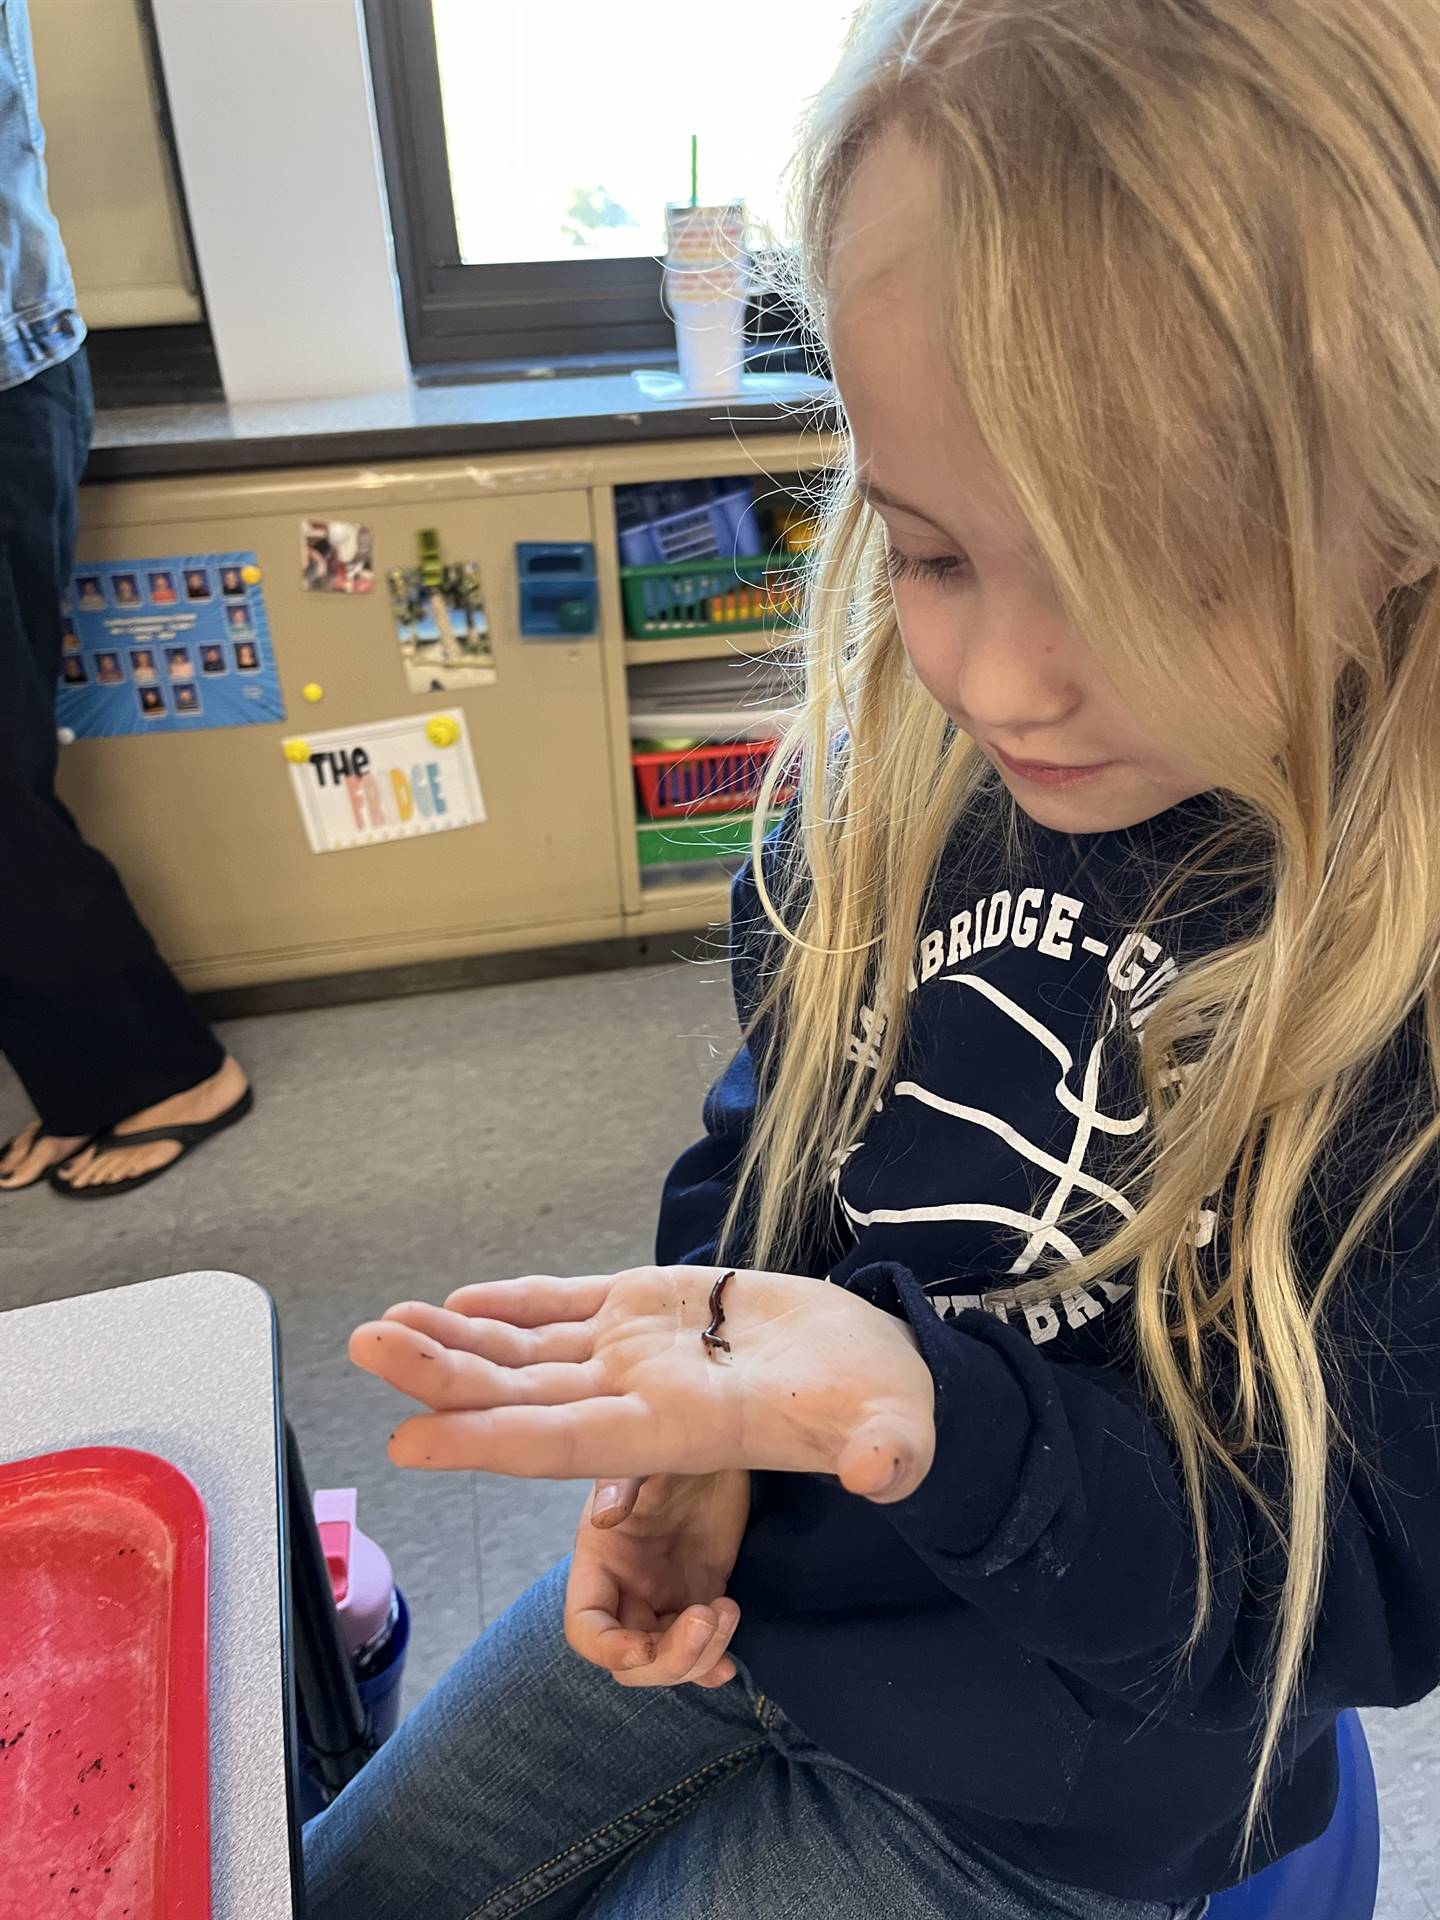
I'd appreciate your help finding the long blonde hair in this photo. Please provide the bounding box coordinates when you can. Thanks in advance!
[729,0,1440,1855]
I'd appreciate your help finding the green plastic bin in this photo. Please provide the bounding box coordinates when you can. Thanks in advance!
[619,553,805,639]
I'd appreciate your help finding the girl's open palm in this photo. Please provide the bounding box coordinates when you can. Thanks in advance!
[350,1264,935,1502]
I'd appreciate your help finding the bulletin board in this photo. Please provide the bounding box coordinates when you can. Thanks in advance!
[58,551,286,739]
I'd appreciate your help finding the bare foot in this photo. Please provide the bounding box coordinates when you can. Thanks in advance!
[55,1055,251,1192]
[0,1120,91,1191]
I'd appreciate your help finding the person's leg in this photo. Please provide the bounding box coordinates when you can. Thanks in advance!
[0,351,241,1189]
[301,1560,770,1920]
[305,1559,1205,1920]
[580,1696,1208,1920]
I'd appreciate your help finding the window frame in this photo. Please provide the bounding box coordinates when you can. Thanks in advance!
[363,0,677,368]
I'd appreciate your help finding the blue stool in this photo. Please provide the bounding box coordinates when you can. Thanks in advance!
[1209,1711,1380,1919]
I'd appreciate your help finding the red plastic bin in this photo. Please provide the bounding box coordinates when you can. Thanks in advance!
[633,740,795,819]
[0,1446,211,1920]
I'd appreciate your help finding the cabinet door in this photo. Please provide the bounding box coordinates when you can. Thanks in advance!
[62,471,621,986]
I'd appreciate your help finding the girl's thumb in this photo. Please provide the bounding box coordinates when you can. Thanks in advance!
[590,1476,647,1527]
[837,1415,933,1505]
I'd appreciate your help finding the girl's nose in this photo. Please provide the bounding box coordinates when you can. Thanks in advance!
[952,606,1080,741]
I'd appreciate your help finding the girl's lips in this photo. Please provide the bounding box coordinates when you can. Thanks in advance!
[990,744,1116,787]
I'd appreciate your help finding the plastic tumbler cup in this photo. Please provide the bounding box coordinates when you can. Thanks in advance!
[665,261,750,395]
[665,199,747,266]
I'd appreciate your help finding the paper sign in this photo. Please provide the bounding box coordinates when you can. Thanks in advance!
[284,710,486,854]
[301,518,375,593]
[58,552,284,737]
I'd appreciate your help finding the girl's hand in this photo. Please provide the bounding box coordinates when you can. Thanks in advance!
[566,1471,750,1688]
[350,1265,936,1502]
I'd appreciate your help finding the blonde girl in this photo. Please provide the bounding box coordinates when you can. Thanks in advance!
[306,2,1440,1913]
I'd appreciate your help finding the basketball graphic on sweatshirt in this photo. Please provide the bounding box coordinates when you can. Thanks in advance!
[830,870,1218,1346]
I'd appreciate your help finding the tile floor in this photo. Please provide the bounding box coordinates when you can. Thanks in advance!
[1,962,1434,1914]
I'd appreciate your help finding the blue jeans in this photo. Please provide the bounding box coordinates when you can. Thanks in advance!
[303,1561,1207,1920]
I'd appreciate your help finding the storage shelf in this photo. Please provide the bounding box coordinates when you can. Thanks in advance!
[623,630,795,667]
[633,869,734,912]
[636,809,779,870]
[628,710,789,743]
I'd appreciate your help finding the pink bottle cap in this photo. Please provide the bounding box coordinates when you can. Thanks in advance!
[314,1487,395,1657]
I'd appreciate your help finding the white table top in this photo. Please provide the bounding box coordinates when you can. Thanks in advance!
[0,1271,296,1919]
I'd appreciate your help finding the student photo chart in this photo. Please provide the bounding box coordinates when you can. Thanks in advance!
[58,551,286,738]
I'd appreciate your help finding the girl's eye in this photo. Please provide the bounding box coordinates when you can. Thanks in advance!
[885,547,971,588]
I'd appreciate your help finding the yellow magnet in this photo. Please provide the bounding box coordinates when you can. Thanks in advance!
[241,563,262,585]
[425,714,460,748]
[302,682,324,703]
[283,738,311,763]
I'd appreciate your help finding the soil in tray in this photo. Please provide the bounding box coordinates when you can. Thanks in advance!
[0,1475,191,1919]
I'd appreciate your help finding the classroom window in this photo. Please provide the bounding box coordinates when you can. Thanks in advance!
[365,0,852,368]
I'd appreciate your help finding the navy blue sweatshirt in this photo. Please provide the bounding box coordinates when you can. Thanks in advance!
[655,774,1440,1901]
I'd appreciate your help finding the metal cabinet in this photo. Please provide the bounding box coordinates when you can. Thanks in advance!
[62,431,836,991]
[63,456,621,989]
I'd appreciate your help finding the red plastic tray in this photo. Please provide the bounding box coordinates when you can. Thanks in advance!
[0,1447,211,1920]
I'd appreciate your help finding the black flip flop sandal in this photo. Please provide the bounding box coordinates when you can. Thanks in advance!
[0,1126,98,1193]
[48,1085,255,1199]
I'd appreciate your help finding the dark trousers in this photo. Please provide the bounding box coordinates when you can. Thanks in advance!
[0,350,222,1135]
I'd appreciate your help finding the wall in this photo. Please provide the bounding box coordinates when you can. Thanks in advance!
[31,0,201,328]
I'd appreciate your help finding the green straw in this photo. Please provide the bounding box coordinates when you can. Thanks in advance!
[690,134,698,207]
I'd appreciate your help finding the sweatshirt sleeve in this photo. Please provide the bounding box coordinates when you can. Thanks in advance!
[849,1156,1440,1727]
[654,811,789,1270]
[654,1032,759,1268]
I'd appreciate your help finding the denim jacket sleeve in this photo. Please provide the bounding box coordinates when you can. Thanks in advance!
[0,0,85,391]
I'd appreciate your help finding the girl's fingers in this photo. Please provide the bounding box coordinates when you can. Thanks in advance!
[566,1593,661,1674]
[575,1616,659,1674]
[443,1276,614,1327]
[690,1655,738,1689]
[837,1409,934,1504]
[621,1590,680,1639]
[674,1599,740,1686]
[350,1319,604,1412]
[590,1477,647,1528]
[613,1604,721,1689]
[569,1594,740,1690]
[386,1397,670,1479]
[564,1545,656,1674]
[381,1301,594,1367]
[565,1598,659,1675]
[547,1493,746,1694]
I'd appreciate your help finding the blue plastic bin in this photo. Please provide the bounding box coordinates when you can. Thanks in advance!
[615,479,761,567]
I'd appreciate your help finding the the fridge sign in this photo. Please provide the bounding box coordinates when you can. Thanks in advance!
[283,711,486,854]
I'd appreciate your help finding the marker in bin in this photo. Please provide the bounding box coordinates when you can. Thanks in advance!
[314,1487,411,1746]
